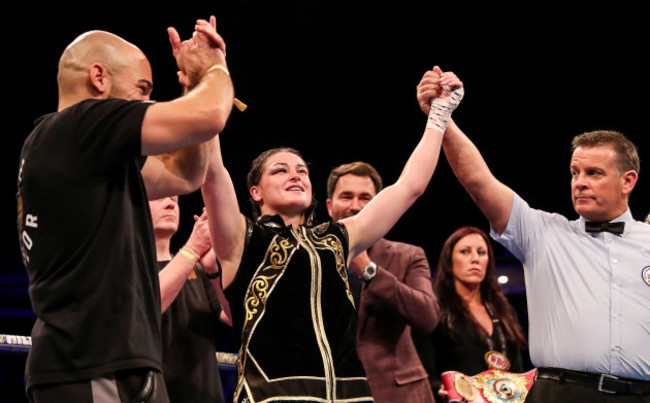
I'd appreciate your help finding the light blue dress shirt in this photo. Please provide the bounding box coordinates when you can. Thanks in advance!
[491,193,650,380]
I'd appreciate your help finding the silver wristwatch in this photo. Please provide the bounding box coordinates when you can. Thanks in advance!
[361,261,377,282]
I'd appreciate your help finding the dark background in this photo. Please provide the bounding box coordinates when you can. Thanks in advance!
[1,1,648,401]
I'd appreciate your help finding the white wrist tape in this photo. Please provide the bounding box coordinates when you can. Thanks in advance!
[426,87,465,133]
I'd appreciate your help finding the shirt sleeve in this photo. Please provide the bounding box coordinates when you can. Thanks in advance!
[363,245,439,332]
[490,192,572,270]
[71,99,152,173]
[491,192,545,263]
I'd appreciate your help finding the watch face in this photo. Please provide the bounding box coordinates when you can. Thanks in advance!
[364,262,377,278]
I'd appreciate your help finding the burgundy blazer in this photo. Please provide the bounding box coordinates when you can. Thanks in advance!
[356,238,440,403]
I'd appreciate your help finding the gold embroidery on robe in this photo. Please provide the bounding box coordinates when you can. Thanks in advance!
[307,223,354,306]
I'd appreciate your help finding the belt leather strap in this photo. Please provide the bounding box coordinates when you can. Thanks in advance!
[536,367,650,395]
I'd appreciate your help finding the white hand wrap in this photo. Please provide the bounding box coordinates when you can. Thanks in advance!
[426,86,465,133]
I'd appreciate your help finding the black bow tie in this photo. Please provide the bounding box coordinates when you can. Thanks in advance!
[585,221,625,234]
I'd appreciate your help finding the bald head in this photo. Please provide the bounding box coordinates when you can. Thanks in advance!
[57,30,152,109]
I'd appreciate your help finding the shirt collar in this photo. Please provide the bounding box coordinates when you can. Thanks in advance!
[579,209,633,236]
[257,214,293,233]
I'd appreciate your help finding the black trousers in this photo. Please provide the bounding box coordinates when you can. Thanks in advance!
[526,377,650,403]
[28,368,169,403]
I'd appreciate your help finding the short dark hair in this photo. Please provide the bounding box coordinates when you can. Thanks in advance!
[246,147,317,225]
[571,130,640,174]
[326,161,383,199]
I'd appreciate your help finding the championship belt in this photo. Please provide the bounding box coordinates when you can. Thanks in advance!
[441,368,537,403]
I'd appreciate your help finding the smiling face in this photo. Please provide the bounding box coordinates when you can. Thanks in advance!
[326,174,377,222]
[60,31,153,101]
[250,151,313,219]
[451,233,489,287]
[570,144,631,222]
[107,50,153,101]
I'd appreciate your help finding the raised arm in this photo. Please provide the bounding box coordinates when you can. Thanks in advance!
[343,67,462,261]
[201,136,247,289]
[416,69,513,234]
[443,121,513,234]
[199,248,232,325]
[159,210,212,312]
[142,16,234,199]
[142,140,216,199]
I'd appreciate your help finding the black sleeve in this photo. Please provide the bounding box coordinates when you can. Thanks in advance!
[70,99,152,173]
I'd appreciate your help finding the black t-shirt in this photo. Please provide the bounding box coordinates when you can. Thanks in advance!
[158,260,224,403]
[17,98,159,389]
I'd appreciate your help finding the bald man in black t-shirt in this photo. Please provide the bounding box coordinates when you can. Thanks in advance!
[17,17,233,402]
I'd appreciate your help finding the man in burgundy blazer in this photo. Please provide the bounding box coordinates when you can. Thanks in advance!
[326,162,440,403]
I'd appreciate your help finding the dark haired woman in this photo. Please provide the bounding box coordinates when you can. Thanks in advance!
[199,66,463,402]
[416,226,527,402]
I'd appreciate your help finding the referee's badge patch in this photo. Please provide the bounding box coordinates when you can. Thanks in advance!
[643,266,650,287]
